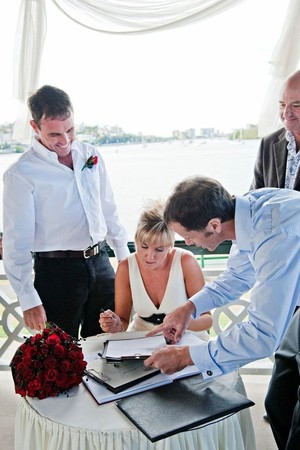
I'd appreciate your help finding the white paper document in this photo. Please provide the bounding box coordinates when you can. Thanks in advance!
[102,334,166,361]
[83,371,172,404]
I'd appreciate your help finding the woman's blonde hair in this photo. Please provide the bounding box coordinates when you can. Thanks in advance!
[135,200,174,248]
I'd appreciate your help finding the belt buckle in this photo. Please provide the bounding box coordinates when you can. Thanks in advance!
[83,243,99,259]
[83,245,92,259]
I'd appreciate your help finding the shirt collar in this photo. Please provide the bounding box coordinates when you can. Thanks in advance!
[233,195,252,251]
[32,136,83,162]
[286,130,298,155]
[32,135,59,163]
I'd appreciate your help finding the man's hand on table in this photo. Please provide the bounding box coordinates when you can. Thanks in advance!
[23,305,47,331]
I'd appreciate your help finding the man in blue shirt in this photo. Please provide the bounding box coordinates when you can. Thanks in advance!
[145,175,300,443]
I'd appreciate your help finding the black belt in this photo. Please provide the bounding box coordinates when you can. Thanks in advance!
[140,313,166,324]
[33,241,106,259]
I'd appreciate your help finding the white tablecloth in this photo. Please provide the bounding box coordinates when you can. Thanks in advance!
[14,334,256,450]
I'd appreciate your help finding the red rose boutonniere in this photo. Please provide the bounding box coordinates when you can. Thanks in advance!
[10,322,87,399]
[81,155,98,171]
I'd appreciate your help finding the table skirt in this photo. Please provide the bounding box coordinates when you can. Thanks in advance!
[15,390,255,450]
[14,334,256,450]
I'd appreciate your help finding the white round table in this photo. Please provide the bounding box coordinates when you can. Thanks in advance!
[14,334,256,450]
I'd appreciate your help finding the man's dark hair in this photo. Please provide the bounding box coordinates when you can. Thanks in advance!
[164,175,235,231]
[27,85,73,128]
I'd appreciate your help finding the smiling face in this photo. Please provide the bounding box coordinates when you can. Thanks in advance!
[279,72,300,140]
[169,220,225,252]
[30,112,76,159]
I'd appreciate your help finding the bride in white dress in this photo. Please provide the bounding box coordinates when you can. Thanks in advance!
[99,200,212,339]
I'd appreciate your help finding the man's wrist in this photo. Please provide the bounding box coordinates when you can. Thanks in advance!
[186,300,196,315]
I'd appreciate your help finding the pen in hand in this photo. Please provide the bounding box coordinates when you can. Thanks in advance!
[100,308,117,331]
[100,308,113,319]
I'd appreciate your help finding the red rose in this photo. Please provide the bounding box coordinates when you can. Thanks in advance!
[69,349,83,360]
[22,368,35,382]
[45,369,59,382]
[15,387,26,396]
[73,359,87,373]
[44,357,58,369]
[53,344,66,359]
[28,379,42,392]
[60,359,72,371]
[29,346,39,357]
[42,328,51,337]
[56,372,69,388]
[30,333,43,344]
[40,344,50,357]
[16,362,27,374]
[61,332,70,341]
[46,334,60,345]
[32,359,43,370]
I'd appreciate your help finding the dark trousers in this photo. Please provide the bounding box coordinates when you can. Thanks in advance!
[265,309,300,450]
[33,249,115,338]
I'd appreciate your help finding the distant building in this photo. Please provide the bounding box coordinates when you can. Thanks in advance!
[185,128,196,140]
[199,128,215,138]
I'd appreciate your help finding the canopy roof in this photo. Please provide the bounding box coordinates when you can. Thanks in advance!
[13,0,300,142]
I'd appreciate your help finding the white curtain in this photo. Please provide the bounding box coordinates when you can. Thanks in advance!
[13,0,47,143]
[258,0,300,137]
[12,0,300,143]
[51,0,247,34]
[12,0,249,143]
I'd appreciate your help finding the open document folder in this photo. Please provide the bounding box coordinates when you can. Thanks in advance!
[83,331,205,404]
[101,334,166,361]
[84,358,160,393]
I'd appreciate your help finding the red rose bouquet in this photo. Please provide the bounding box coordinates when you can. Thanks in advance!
[10,322,87,399]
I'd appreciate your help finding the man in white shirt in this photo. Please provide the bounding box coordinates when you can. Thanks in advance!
[2,85,129,338]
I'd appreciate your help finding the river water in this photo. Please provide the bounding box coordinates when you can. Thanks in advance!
[0,139,259,238]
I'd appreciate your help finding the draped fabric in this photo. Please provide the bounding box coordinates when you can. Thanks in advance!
[12,0,300,142]
[51,0,247,34]
[258,0,300,137]
[13,0,47,143]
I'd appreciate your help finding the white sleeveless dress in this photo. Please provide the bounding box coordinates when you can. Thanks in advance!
[126,248,209,340]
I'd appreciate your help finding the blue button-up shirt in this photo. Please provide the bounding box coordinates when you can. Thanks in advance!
[188,188,300,379]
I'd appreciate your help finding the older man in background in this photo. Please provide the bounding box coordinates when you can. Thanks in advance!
[250,70,300,191]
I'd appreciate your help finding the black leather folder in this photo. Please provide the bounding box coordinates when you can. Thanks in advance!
[84,358,160,393]
[116,374,255,442]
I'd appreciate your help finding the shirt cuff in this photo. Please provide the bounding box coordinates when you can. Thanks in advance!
[189,341,224,380]
[113,245,130,261]
[190,290,214,318]
[19,290,42,312]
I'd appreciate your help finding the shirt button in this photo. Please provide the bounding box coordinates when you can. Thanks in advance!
[206,370,213,376]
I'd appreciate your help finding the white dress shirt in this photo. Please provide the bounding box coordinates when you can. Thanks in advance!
[2,137,129,311]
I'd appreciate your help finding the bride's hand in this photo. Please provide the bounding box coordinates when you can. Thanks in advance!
[99,309,123,333]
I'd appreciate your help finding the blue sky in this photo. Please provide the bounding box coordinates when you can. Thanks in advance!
[0,0,288,136]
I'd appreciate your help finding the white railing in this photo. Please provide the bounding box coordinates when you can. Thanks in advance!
[0,272,273,374]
